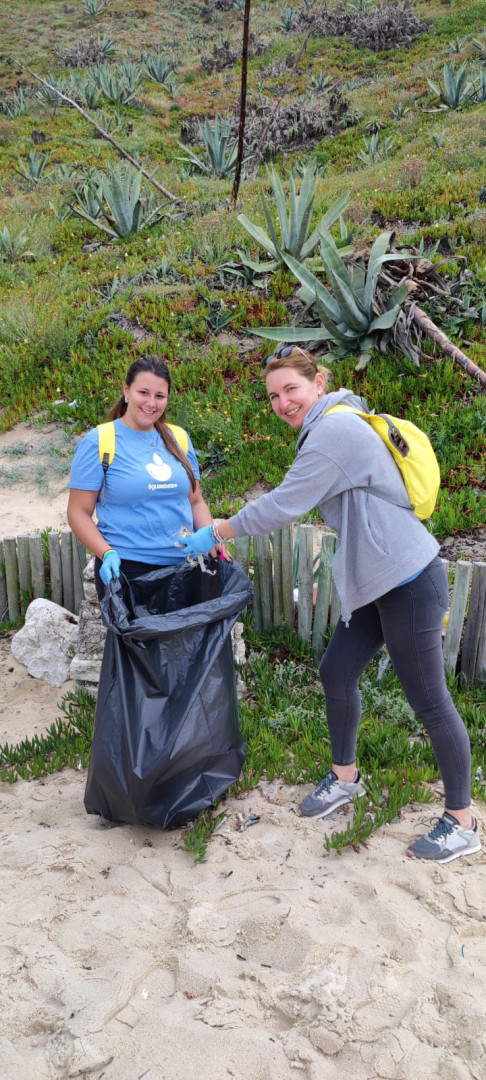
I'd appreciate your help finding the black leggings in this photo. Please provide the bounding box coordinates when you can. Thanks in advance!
[319,556,471,810]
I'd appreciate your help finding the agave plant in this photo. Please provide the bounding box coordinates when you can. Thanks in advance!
[447,36,471,55]
[472,31,486,61]
[82,0,109,14]
[309,70,334,94]
[71,175,104,221]
[65,73,103,109]
[35,75,67,107]
[92,109,127,135]
[96,34,116,57]
[89,64,138,104]
[70,162,170,240]
[280,6,296,31]
[237,162,350,272]
[431,132,445,150]
[474,68,486,103]
[219,248,267,288]
[391,101,409,120]
[177,115,239,178]
[55,162,79,183]
[15,150,51,184]
[357,132,394,165]
[116,60,143,86]
[427,61,476,110]
[0,226,35,263]
[142,48,176,86]
[249,231,410,368]
[2,88,31,118]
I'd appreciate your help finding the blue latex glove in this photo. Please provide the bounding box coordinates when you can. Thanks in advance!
[180,525,214,559]
[100,549,121,585]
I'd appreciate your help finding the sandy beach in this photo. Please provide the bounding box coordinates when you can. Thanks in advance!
[1,422,485,1080]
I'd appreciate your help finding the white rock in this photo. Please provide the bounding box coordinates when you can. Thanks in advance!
[11,599,79,687]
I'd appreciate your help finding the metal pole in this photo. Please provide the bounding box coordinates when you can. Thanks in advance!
[231,0,251,207]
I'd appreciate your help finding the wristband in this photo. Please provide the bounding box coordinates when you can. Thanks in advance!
[211,520,226,544]
[102,548,115,560]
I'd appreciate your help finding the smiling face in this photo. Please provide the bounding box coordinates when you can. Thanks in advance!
[265,365,325,428]
[123,372,169,432]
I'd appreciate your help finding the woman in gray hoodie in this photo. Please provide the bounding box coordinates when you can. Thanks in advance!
[181,347,480,865]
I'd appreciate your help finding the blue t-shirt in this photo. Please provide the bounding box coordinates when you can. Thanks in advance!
[70,420,200,564]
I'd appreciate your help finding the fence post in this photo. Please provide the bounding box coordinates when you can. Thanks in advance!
[73,534,87,614]
[329,581,342,628]
[16,535,33,614]
[461,562,486,685]
[443,560,472,675]
[234,535,250,577]
[234,536,250,617]
[0,541,8,623]
[273,529,284,627]
[3,538,20,622]
[312,532,335,659]
[48,531,63,607]
[272,525,294,629]
[253,534,273,631]
[297,523,314,643]
[281,525,295,630]
[29,535,46,599]
[60,530,75,613]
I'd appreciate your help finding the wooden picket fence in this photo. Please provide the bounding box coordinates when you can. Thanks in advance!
[1,526,485,686]
[0,531,87,624]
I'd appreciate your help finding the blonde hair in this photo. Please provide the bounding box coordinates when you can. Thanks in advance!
[263,346,332,391]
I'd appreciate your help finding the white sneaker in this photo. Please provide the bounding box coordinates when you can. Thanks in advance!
[407,812,481,863]
[299,769,366,819]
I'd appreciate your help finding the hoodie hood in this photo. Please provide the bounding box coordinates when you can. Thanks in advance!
[296,388,368,452]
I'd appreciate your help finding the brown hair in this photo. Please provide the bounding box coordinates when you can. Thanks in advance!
[108,355,196,491]
[263,346,332,391]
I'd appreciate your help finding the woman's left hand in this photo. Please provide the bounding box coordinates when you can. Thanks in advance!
[180,524,214,558]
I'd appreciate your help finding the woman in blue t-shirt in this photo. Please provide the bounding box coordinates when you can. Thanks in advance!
[68,354,224,597]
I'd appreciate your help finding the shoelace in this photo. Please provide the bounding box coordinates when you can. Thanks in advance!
[427,816,455,842]
[314,771,337,797]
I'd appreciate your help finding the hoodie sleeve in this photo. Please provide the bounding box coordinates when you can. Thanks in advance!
[228,438,353,537]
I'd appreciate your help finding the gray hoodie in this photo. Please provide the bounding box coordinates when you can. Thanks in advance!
[229,388,439,623]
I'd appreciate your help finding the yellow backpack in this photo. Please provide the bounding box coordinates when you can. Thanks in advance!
[325,405,440,520]
[97,420,189,474]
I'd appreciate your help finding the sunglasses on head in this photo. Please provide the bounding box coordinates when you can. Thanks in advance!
[262,344,316,369]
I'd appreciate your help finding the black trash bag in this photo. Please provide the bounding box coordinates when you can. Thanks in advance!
[84,557,253,828]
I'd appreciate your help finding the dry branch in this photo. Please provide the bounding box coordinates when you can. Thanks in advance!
[20,64,181,203]
[408,304,486,388]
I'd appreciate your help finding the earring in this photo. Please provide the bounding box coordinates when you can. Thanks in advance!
[124,396,128,403]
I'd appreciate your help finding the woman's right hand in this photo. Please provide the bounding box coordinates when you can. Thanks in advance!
[100,550,121,585]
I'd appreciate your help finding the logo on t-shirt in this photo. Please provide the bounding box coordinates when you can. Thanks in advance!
[146,453,172,482]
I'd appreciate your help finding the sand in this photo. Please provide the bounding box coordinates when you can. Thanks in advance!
[1,422,485,1080]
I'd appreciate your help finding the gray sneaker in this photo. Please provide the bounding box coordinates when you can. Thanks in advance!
[299,769,366,819]
[407,812,481,863]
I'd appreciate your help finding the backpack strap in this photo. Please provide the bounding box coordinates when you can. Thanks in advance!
[97,420,189,469]
[166,423,189,453]
[323,404,413,512]
[97,421,116,473]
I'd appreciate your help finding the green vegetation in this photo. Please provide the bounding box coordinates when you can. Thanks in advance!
[251,229,410,367]
[1,629,484,858]
[0,0,485,849]
[237,163,350,270]
[177,115,239,178]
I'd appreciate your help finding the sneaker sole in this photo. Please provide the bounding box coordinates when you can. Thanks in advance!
[300,789,366,820]
[407,840,481,863]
